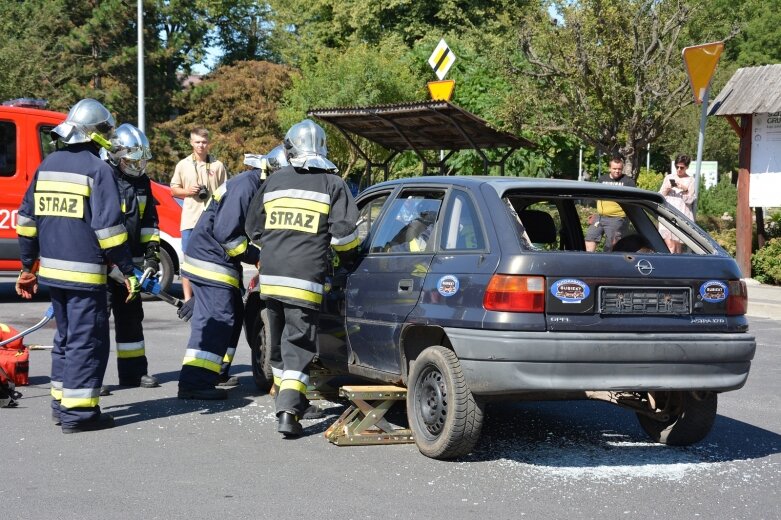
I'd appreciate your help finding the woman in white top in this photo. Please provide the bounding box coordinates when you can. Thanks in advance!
[659,154,697,253]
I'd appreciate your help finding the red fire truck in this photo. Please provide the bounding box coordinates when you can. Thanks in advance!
[0,99,183,292]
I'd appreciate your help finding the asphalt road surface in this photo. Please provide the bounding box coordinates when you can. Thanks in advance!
[1,282,779,520]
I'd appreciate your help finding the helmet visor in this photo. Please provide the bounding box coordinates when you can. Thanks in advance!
[120,158,148,177]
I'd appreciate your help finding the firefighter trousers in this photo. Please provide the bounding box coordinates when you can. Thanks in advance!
[108,279,148,382]
[49,286,110,428]
[179,280,243,391]
[265,298,318,417]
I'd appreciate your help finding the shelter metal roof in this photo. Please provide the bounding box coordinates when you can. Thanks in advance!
[307,101,534,152]
[709,64,781,116]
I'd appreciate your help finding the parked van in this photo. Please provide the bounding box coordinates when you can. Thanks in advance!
[0,99,183,291]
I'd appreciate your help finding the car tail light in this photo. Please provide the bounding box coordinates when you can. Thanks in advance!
[483,275,545,313]
[726,280,748,315]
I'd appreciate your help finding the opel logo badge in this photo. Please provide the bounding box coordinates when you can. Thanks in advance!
[636,259,655,276]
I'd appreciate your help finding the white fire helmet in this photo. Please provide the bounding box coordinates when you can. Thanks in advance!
[283,119,337,172]
[109,123,152,177]
[51,98,116,149]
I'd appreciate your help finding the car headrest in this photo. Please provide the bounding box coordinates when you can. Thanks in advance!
[519,209,557,244]
[613,234,652,253]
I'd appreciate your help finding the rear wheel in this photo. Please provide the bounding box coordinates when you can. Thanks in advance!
[407,346,484,459]
[249,308,273,392]
[636,391,717,446]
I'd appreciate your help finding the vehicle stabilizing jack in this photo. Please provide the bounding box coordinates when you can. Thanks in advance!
[324,385,414,446]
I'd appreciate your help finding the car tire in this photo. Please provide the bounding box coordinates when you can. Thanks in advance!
[249,308,274,392]
[407,346,484,459]
[636,391,717,446]
[156,247,175,294]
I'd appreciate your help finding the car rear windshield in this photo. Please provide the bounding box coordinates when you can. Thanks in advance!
[502,193,717,255]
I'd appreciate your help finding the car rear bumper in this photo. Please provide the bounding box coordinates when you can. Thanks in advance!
[444,328,756,395]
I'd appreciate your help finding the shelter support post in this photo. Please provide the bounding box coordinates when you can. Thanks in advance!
[334,125,396,188]
[736,115,752,278]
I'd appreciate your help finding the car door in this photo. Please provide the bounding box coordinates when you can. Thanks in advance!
[345,188,446,375]
[316,189,393,370]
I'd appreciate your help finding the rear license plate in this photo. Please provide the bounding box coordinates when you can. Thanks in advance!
[599,286,691,315]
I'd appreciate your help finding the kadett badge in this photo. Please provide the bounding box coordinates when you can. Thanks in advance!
[437,275,460,297]
[700,280,728,303]
[551,278,590,304]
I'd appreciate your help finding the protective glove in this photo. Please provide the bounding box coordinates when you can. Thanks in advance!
[124,275,141,303]
[16,271,38,299]
[143,257,159,276]
[177,298,195,322]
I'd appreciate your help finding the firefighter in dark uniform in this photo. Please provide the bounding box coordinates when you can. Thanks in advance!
[15,98,139,433]
[176,153,276,399]
[245,120,360,437]
[106,124,159,388]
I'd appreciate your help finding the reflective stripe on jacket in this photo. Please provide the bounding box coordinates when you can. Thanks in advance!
[114,169,160,255]
[245,165,359,310]
[180,170,262,289]
[17,143,134,290]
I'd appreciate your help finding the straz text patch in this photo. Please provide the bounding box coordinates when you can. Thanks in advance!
[266,207,319,233]
[34,193,84,218]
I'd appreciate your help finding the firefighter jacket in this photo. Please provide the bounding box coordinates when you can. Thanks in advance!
[181,169,262,290]
[245,165,360,310]
[113,168,160,263]
[16,143,134,290]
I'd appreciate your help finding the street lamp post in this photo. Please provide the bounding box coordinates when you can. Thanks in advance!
[137,0,145,132]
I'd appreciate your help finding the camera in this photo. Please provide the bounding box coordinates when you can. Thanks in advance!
[195,185,209,201]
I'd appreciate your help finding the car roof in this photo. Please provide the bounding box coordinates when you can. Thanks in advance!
[0,105,65,120]
[365,175,666,204]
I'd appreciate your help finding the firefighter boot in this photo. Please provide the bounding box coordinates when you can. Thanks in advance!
[119,374,159,388]
[62,413,115,434]
[216,375,239,388]
[178,387,228,400]
[277,411,303,437]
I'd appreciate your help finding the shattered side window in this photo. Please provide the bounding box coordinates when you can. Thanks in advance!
[503,196,562,251]
[504,198,535,250]
[369,190,445,254]
[501,192,715,255]
[355,193,390,246]
[441,190,486,251]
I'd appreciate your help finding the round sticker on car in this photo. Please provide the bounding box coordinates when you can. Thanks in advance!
[700,280,728,303]
[551,278,590,303]
[437,275,460,297]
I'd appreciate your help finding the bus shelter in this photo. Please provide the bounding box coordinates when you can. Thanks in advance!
[308,101,534,187]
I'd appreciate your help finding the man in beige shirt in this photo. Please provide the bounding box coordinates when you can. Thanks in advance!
[170,128,227,300]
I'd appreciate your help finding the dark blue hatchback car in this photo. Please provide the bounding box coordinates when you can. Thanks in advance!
[245,176,755,459]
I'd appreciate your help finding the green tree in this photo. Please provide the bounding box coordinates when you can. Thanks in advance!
[211,0,281,66]
[510,0,740,179]
[0,0,70,103]
[278,37,426,181]
[269,0,529,62]
[56,0,139,118]
[149,60,292,180]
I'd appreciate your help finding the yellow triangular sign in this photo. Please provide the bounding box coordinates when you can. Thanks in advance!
[428,80,455,101]
[682,42,724,104]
